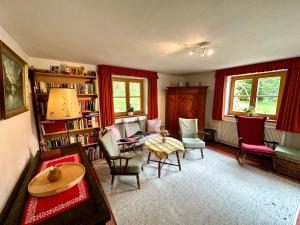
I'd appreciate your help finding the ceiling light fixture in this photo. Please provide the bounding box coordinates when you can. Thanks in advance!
[187,41,215,57]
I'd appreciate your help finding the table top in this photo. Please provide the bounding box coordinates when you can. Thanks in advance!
[144,136,185,159]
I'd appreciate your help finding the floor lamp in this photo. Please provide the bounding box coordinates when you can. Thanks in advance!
[46,88,81,144]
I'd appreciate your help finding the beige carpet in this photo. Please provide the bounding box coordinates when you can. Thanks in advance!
[93,148,300,225]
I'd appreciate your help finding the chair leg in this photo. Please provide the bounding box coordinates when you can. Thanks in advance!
[242,152,247,166]
[200,148,204,159]
[236,149,242,164]
[136,174,140,189]
[183,150,186,158]
[272,156,276,171]
[147,152,151,164]
[111,175,115,186]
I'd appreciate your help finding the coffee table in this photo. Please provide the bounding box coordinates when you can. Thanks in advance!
[143,136,185,177]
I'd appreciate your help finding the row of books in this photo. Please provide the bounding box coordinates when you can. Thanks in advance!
[38,99,99,120]
[41,114,99,135]
[46,132,99,150]
[36,81,95,94]
[85,146,101,162]
[69,132,99,145]
[79,99,99,112]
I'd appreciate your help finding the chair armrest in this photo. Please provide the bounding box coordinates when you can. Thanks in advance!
[264,140,279,150]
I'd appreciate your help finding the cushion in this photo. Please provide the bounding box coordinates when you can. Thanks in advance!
[106,124,121,141]
[242,143,274,154]
[179,118,198,138]
[139,119,147,133]
[237,116,265,145]
[100,131,120,157]
[116,123,126,139]
[113,151,143,173]
[124,122,141,137]
[275,145,300,161]
[147,119,161,133]
[182,138,205,148]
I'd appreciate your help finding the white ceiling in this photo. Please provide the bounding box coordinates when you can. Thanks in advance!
[0,0,300,74]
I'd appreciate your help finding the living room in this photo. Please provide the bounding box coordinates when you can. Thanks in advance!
[0,1,299,225]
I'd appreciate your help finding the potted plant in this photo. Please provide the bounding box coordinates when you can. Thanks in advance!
[127,105,134,116]
[243,106,256,116]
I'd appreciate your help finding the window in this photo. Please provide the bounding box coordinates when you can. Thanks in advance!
[228,71,286,120]
[112,77,144,116]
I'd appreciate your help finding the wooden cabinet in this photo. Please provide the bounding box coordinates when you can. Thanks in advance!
[166,87,208,137]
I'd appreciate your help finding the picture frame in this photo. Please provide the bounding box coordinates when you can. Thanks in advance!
[0,41,27,119]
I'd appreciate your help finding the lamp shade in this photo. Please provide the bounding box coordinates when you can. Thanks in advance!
[46,88,81,120]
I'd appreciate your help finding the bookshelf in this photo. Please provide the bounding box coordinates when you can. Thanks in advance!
[29,70,101,161]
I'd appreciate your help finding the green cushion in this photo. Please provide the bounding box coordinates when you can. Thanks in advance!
[179,118,198,138]
[101,131,120,157]
[139,119,147,133]
[113,151,143,173]
[182,138,205,148]
[116,123,126,139]
[275,145,300,161]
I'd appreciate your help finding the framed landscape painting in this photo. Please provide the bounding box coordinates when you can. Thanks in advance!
[0,41,27,119]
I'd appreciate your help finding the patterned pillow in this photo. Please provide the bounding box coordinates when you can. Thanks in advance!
[147,119,161,133]
[105,124,121,141]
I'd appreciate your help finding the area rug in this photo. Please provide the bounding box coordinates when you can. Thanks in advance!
[93,148,300,225]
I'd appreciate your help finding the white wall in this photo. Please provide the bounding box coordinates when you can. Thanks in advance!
[0,26,39,211]
[157,73,185,126]
[184,72,300,148]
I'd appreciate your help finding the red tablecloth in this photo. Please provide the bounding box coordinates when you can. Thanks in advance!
[21,154,89,225]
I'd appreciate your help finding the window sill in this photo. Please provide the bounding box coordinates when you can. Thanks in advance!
[224,115,277,123]
[115,114,147,119]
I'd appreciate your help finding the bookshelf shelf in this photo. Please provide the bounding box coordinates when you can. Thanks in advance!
[35,72,97,80]
[82,143,98,147]
[43,127,100,138]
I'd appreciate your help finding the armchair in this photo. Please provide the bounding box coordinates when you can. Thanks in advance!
[235,116,278,170]
[179,118,206,158]
[99,131,143,189]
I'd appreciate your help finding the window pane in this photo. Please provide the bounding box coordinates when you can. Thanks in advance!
[234,79,252,96]
[130,82,140,96]
[113,81,126,97]
[130,97,141,111]
[233,96,250,112]
[256,97,278,115]
[257,76,281,96]
[113,98,126,112]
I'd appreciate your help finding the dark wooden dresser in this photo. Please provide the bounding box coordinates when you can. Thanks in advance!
[166,86,208,137]
[1,144,111,225]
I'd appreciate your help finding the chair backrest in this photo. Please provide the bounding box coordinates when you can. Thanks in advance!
[235,116,266,145]
[179,118,198,138]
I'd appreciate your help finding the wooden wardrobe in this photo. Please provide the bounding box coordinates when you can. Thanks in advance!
[166,86,208,137]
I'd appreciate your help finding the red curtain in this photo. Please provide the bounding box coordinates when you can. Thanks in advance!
[98,65,158,126]
[276,68,300,132]
[212,57,300,133]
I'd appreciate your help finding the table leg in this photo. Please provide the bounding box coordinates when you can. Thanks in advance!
[147,152,151,164]
[158,160,161,178]
[176,151,181,171]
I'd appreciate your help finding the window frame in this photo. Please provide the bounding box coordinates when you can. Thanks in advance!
[112,77,144,117]
[228,71,286,120]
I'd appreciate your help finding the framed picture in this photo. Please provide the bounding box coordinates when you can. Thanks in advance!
[0,41,27,119]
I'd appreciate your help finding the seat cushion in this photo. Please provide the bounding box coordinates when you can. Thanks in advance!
[124,122,141,137]
[275,145,300,161]
[182,138,205,148]
[242,143,274,154]
[147,119,161,133]
[113,151,143,173]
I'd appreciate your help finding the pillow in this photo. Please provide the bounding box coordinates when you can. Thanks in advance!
[124,122,141,137]
[138,119,147,133]
[147,119,161,133]
[105,124,121,141]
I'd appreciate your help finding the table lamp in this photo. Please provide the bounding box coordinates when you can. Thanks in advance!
[46,88,81,143]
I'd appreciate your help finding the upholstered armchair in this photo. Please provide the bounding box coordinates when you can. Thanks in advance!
[235,116,278,170]
[99,131,143,189]
[179,118,206,158]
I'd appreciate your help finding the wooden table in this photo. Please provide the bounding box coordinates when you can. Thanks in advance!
[143,136,185,178]
[2,143,111,225]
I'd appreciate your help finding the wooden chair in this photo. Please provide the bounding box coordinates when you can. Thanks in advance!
[235,116,278,170]
[178,118,207,158]
[99,131,143,189]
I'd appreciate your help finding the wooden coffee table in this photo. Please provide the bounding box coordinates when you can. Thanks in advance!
[143,136,185,178]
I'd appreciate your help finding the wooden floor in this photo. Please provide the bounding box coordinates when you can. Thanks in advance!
[96,143,299,225]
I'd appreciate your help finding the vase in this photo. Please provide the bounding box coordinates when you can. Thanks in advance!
[162,136,166,143]
[128,112,134,116]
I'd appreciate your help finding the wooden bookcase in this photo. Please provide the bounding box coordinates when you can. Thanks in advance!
[29,70,101,161]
